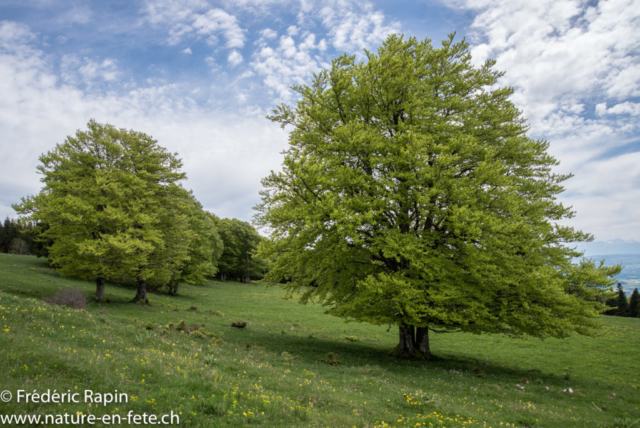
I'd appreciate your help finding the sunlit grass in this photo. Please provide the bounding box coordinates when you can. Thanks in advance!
[0,253,638,427]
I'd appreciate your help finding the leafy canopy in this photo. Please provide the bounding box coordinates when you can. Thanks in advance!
[255,34,619,341]
[14,120,221,293]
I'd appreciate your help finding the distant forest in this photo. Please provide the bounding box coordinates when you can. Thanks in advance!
[0,217,47,257]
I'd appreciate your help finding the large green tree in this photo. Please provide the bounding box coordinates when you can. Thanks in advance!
[255,35,620,359]
[14,120,217,301]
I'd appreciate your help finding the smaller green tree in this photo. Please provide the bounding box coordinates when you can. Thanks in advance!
[615,283,629,316]
[215,218,264,282]
[13,120,191,302]
[155,199,224,295]
[628,288,639,318]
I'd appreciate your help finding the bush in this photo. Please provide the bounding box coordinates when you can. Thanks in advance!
[190,330,208,340]
[45,288,87,310]
[321,352,341,366]
[281,351,296,362]
[231,321,247,328]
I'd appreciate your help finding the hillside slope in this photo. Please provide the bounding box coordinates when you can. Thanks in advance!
[0,254,638,427]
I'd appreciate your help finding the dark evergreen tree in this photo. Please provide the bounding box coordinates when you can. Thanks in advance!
[0,220,5,253]
[1,218,19,253]
[615,283,629,316]
[629,288,639,318]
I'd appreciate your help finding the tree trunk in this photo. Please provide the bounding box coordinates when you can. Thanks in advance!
[169,283,179,295]
[246,251,251,283]
[415,326,431,359]
[395,323,416,358]
[96,277,105,302]
[133,278,147,303]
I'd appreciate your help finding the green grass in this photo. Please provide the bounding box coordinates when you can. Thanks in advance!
[0,253,639,427]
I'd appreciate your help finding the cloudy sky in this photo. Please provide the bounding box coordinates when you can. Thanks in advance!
[1,0,639,254]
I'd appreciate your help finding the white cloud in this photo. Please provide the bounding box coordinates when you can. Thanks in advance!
[260,28,277,39]
[446,0,640,240]
[60,55,121,86]
[247,0,397,102]
[182,47,192,54]
[142,1,245,48]
[0,21,288,223]
[596,101,640,116]
[452,0,640,132]
[0,21,36,51]
[318,2,400,53]
[141,0,209,24]
[251,32,329,102]
[192,8,245,48]
[228,49,243,65]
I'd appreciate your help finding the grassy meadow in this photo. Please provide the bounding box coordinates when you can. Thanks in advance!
[0,253,639,427]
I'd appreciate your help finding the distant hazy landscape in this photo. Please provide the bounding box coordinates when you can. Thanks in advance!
[589,254,640,295]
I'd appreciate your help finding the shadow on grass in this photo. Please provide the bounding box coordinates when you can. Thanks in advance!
[224,325,578,389]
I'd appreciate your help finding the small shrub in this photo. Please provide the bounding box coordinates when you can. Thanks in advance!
[45,288,87,310]
[190,330,208,340]
[516,416,537,428]
[345,336,358,342]
[281,351,296,362]
[472,367,486,378]
[133,333,146,345]
[166,322,175,330]
[231,321,247,328]
[144,322,155,330]
[176,320,186,331]
[321,352,341,366]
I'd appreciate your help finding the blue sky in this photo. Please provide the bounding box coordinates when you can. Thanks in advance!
[1,0,639,255]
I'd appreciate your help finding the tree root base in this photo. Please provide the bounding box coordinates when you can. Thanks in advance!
[389,346,431,360]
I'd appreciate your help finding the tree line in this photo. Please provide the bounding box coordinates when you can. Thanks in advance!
[13,120,267,302]
[0,218,48,256]
[604,284,640,317]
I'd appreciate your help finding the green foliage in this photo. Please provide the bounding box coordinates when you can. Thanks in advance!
[215,217,267,282]
[320,352,341,366]
[255,34,620,355]
[190,329,208,340]
[12,120,221,299]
